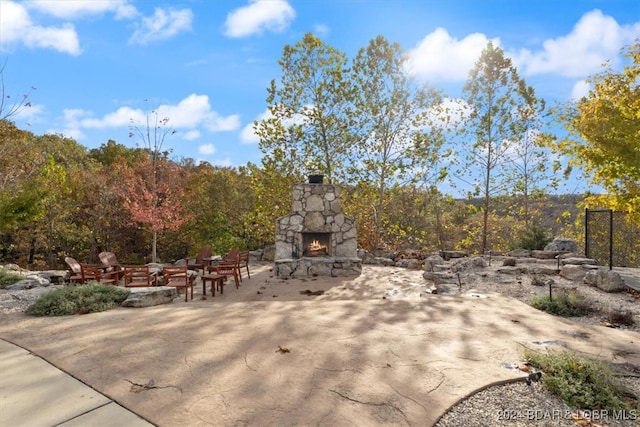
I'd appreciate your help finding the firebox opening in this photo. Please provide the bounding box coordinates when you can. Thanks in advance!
[302,232,331,257]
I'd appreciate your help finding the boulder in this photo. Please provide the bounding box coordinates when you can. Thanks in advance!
[451,256,486,273]
[507,249,532,258]
[262,245,276,262]
[544,237,578,253]
[584,270,626,293]
[441,250,467,261]
[423,271,456,285]
[395,259,422,269]
[121,286,177,307]
[502,257,516,266]
[560,264,598,281]
[424,255,445,272]
[7,275,51,290]
[560,257,598,266]
[531,250,560,260]
[371,257,395,266]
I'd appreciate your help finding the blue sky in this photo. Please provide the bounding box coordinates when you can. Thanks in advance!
[1,0,639,194]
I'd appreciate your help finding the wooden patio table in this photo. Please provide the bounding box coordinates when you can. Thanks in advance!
[201,273,226,297]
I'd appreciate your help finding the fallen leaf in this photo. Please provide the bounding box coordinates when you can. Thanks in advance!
[276,345,290,354]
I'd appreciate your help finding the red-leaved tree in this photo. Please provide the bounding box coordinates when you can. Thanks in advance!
[115,152,191,262]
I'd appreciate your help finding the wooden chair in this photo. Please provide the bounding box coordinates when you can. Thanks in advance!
[64,256,84,284]
[222,249,242,282]
[186,246,212,275]
[80,263,119,286]
[223,249,239,264]
[123,265,157,288]
[98,251,123,280]
[163,265,193,302]
[215,260,240,289]
[238,250,251,280]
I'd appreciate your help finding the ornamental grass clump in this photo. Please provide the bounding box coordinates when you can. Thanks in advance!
[0,270,23,289]
[523,349,638,411]
[26,283,129,316]
[530,289,591,317]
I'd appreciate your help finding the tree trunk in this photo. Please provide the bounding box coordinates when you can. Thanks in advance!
[152,230,157,263]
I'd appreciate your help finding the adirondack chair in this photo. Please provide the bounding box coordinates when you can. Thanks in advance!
[99,251,123,272]
[64,256,84,284]
[98,251,123,283]
[186,246,212,275]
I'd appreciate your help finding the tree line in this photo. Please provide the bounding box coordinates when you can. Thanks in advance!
[0,37,637,269]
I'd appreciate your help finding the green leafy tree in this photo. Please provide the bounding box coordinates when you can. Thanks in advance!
[183,163,255,254]
[255,33,355,183]
[0,122,45,234]
[456,42,542,253]
[350,35,444,250]
[551,42,640,223]
[244,160,298,248]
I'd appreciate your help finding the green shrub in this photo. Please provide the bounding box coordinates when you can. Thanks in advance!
[26,283,130,316]
[515,222,553,250]
[0,270,23,289]
[523,349,638,411]
[530,289,591,317]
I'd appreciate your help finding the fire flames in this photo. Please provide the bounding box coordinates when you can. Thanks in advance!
[305,239,328,256]
[309,240,327,251]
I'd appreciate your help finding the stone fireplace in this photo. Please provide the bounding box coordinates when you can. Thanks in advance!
[274,175,362,277]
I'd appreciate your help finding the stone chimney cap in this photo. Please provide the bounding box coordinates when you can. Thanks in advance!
[308,174,324,184]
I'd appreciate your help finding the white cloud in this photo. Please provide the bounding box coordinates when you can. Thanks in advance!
[0,1,81,55]
[570,79,591,100]
[205,114,242,132]
[129,7,193,45]
[11,102,44,122]
[513,10,640,78]
[183,130,201,141]
[405,28,499,82]
[60,94,240,141]
[55,127,85,140]
[27,0,138,20]
[212,157,233,167]
[314,24,330,37]
[240,109,273,144]
[224,0,295,38]
[198,144,216,155]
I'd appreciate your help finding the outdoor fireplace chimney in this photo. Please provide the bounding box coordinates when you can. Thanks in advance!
[308,174,324,184]
[274,176,361,277]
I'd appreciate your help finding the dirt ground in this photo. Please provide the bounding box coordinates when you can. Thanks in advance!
[0,262,639,427]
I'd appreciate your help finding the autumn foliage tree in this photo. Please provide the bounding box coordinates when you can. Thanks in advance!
[121,108,191,262]
[115,152,191,262]
[551,41,640,223]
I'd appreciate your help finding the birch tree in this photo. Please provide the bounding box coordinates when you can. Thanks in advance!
[456,42,541,253]
[350,36,443,249]
[255,33,354,183]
